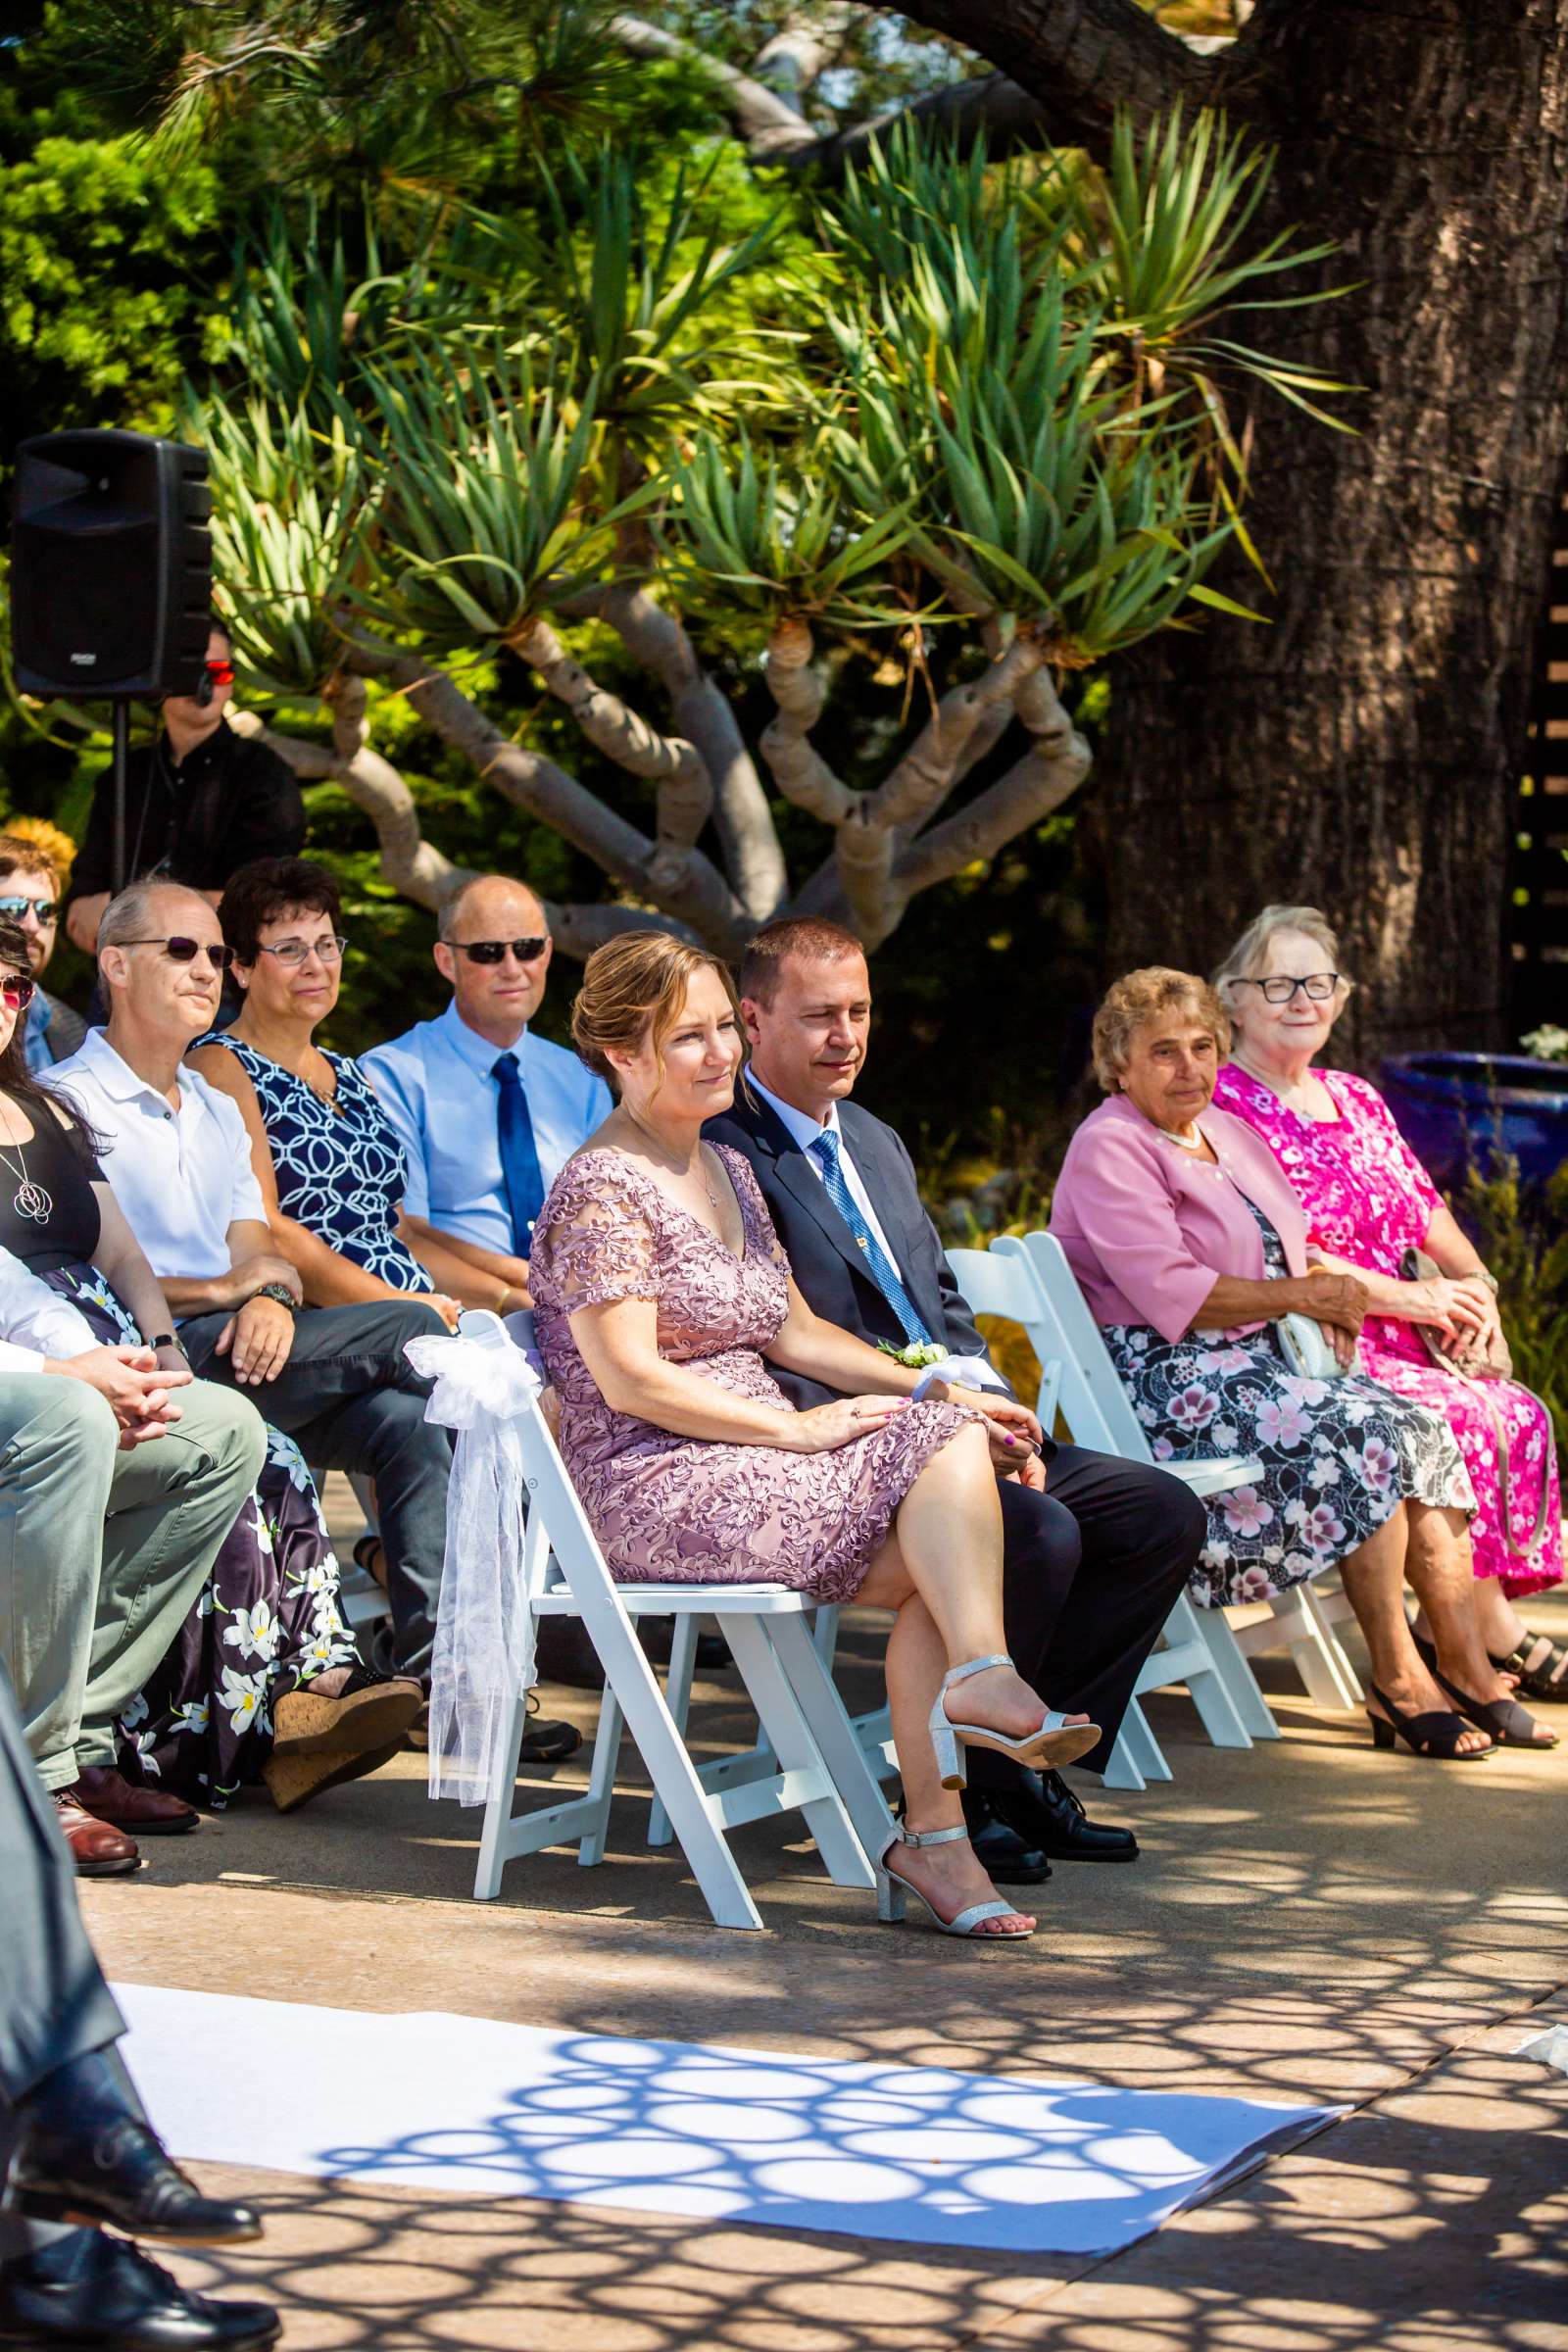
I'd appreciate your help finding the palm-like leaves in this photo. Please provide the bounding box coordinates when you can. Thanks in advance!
[666,432,918,630]
[353,340,608,646]
[200,394,364,694]
[536,144,787,443]
[195,105,1347,681]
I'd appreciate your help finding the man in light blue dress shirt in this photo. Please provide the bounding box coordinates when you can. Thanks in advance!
[362,876,611,1310]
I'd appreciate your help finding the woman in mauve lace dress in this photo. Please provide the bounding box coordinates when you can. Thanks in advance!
[529,932,1101,1943]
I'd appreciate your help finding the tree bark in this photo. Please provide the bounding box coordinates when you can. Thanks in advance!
[872,0,1568,1064]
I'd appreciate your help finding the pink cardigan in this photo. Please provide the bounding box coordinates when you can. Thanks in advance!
[1049,1094,1311,1344]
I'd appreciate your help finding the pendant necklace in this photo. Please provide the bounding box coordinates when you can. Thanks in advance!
[625,1110,720,1211]
[0,1126,52,1224]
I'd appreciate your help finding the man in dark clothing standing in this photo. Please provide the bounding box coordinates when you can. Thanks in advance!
[65,617,304,955]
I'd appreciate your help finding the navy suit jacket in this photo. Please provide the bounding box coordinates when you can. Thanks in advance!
[706,1089,1043,1440]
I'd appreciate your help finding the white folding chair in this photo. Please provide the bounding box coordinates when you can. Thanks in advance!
[970,1233,1275,1788]
[474,1385,895,1931]
[1008,1231,1363,1773]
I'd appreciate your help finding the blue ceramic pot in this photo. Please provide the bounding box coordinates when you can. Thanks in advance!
[1379,1053,1568,1192]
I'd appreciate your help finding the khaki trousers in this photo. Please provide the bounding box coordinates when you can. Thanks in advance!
[0,1372,267,1790]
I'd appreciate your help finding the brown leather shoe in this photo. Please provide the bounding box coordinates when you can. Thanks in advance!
[49,1788,139,1877]
[69,1764,200,1837]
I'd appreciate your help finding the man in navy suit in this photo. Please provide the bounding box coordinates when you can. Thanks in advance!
[707,917,1205,1880]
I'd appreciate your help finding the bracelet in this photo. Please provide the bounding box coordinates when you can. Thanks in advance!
[1474,1268,1499,1296]
[494,1284,513,1314]
[252,1282,299,1313]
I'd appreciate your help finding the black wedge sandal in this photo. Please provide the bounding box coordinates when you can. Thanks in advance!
[1365,1683,1494,1760]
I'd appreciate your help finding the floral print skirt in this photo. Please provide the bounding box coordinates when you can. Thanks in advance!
[1102,1320,1476,1610]
[43,1264,359,1804]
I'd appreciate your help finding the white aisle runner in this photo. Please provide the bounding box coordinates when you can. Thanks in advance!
[115,1984,1338,2258]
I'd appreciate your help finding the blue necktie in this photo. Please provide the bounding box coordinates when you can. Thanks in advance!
[809,1129,934,1348]
[493,1052,546,1255]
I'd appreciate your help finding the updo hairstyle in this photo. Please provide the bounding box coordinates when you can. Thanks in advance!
[1091,967,1230,1094]
[571,930,744,1094]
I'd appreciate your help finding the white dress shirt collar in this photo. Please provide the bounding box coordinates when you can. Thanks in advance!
[438,997,527,1078]
[748,1073,843,1156]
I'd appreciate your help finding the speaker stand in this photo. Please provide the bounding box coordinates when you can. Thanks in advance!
[110,699,130,894]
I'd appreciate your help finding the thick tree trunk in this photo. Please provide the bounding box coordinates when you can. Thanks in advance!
[1094,0,1568,1065]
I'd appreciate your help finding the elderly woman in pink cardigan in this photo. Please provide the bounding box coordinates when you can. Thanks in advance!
[1051,967,1554,1760]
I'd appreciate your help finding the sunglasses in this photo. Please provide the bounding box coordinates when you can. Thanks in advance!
[0,972,36,1012]
[453,936,549,965]
[118,936,237,972]
[204,662,236,687]
[0,895,58,925]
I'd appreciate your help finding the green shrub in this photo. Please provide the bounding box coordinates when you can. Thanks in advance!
[1453,1159,1568,1482]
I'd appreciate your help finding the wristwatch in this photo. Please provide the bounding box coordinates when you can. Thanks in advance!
[147,1331,188,1360]
[252,1282,300,1312]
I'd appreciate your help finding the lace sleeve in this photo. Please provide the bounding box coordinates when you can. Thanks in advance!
[535,1153,659,1313]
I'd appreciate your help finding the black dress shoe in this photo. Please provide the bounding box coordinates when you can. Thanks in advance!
[0,2230,278,2350]
[8,2054,263,2245]
[956,1790,1053,1885]
[984,1769,1139,1862]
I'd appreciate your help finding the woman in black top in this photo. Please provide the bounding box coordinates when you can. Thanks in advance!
[0,919,417,1808]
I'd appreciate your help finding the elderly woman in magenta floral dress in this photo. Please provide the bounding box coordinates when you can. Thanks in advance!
[0,918,415,1813]
[1211,906,1564,1707]
[1050,966,1555,1759]
[529,931,1102,1943]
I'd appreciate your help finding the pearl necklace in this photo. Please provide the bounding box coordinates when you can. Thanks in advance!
[1157,1123,1205,1153]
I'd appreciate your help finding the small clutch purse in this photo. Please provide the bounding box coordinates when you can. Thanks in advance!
[1275,1311,1346,1382]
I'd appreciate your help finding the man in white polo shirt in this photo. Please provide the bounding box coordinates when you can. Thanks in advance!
[48,882,458,1702]
[362,875,609,1311]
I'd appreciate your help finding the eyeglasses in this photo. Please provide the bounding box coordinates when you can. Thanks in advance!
[118,937,236,972]
[0,896,58,925]
[258,934,347,967]
[1236,972,1340,1004]
[0,972,37,1012]
[452,936,549,965]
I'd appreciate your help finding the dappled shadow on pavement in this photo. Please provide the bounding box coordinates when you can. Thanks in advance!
[79,1599,1568,2351]
[163,2038,1568,2351]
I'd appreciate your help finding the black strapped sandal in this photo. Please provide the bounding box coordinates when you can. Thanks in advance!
[1430,1666,1557,1750]
[1410,1630,1557,1748]
[1365,1683,1494,1760]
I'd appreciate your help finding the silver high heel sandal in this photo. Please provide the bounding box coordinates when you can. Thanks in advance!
[929,1652,1102,1790]
[875,1822,1033,1939]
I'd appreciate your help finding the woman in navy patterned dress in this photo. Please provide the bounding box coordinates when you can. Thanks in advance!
[187,859,471,1322]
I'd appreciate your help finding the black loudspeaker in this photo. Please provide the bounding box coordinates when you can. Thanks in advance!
[9,429,211,700]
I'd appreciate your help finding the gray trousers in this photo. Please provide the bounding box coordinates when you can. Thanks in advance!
[0,1374,267,1790]
[0,1656,129,2268]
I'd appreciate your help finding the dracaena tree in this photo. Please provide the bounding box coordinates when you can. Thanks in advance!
[200,111,1336,956]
